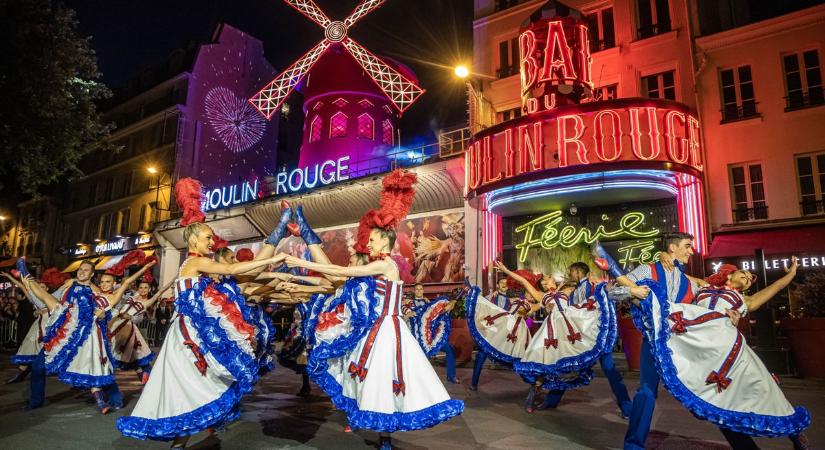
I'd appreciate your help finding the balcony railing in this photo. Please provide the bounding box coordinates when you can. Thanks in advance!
[590,39,616,53]
[496,65,519,79]
[801,199,825,216]
[785,87,825,111]
[733,205,769,222]
[721,102,759,123]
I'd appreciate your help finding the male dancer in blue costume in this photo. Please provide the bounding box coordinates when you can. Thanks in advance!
[470,277,510,391]
[537,262,631,416]
[410,283,460,384]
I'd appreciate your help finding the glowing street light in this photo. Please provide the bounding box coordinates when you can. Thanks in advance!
[147,166,158,174]
[454,65,470,79]
[0,215,6,221]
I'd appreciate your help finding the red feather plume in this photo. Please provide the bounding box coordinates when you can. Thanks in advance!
[507,269,540,290]
[40,268,70,290]
[354,169,417,254]
[705,264,738,287]
[175,178,205,226]
[212,234,229,251]
[235,248,254,262]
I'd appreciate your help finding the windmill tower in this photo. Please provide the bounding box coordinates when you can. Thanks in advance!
[250,0,426,173]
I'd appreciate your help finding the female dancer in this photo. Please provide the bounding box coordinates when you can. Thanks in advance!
[19,258,154,413]
[3,271,55,383]
[286,170,463,449]
[116,178,287,447]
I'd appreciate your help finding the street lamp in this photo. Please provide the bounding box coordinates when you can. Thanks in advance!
[454,65,470,79]
[147,166,158,175]
[146,165,166,226]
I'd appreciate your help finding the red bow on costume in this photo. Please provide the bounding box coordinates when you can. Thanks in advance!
[706,370,732,392]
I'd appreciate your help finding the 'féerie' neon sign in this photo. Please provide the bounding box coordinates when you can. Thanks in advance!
[515,210,660,262]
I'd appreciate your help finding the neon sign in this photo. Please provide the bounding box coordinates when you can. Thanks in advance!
[275,156,350,195]
[203,179,260,212]
[519,16,592,114]
[617,240,660,267]
[95,240,125,254]
[466,100,704,192]
[710,255,825,273]
[515,210,660,262]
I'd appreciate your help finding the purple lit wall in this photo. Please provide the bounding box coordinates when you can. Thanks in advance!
[177,25,279,192]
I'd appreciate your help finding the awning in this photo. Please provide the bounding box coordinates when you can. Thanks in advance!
[0,258,16,268]
[96,254,123,270]
[709,224,825,258]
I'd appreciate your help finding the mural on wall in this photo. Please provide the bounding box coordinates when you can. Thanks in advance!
[184,25,279,191]
[272,211,466,283]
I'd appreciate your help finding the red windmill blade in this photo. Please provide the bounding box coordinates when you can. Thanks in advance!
[249,0,425,120]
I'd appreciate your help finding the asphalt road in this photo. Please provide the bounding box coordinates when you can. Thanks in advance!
[0,353,821,449]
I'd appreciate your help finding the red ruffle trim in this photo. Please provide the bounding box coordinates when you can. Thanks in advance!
[43,308,73,352]
[204,285,256,345]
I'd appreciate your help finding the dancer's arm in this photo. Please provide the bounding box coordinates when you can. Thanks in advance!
[143,279,176,309]
[186,254,286,276]
[108,262,156,309]
[286,256,392,278]
[493,260,544,304]
[256,272,333,287]
[745,257,798,312]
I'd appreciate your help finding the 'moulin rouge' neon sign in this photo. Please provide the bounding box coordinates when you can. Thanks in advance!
[515,210,659,262]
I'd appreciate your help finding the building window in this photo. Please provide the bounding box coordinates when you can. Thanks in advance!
[382,120,394,146]
[642,71,676,100]
[593,84,618,101]
[116,208,131,235]
[497,107,522,123]
[497,37,519,78]
[87,181,96,207]
[121,172,133,198]
[797,152,825,215]
[584,7,615,53]
[97,213,110,239]
[783,49,824,111]
[730,163,768,222]
[330,112,348,138]
[309,115,323,143]
[81,218,91,243]
[719,66,757,122]
[636,0,671,39]
[357,113,374,140]
[138,204,153,231]
[104,177,114,202]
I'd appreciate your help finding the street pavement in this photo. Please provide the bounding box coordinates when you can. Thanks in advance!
[0,353,821,449]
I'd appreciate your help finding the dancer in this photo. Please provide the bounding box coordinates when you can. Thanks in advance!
[406,283,459,384]
[20,257,153,414]
[468,276,512,391]
[105,270,170,385]
[278,304,312,396]
[117,178,287,447]
[288,169,463,449]
[516,261,631,415]
[3,270,62,384]
[598,233,811,449]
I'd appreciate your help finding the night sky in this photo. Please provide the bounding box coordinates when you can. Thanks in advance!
[65,0,474,143]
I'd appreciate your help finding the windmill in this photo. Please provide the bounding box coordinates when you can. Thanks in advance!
[249,0,425,120]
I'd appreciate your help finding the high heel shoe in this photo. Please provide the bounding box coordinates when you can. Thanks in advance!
[524,385,537,413]
[15,257,31,279]
[93,390,111,415]
[265,201,293,246]
[6,366,31,384]
[294,204,322,245]
[591,241,626,278]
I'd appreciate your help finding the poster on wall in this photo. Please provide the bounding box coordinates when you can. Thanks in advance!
[272,211,466,284]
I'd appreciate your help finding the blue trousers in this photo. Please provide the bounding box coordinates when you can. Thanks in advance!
[624,337,659,450]
[471,351,487,387]
[28,349,47,409]
[441,343,456,381]
[541,352,631,414]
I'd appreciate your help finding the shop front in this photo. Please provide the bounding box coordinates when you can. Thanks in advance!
[466,10,707,291]
[63,231,158,275]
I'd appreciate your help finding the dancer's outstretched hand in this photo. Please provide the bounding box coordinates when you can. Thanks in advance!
[285,256,306,268]
[270,253,288,265]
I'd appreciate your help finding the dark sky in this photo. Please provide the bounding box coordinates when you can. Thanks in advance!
[65,0,474,143]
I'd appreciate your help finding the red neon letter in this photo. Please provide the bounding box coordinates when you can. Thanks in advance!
[482,135,503,185]
[500,127,516,178]
[576,24,593,88]
[539,21,577,82]
[688,116,703,171]
[629,107,662,161]
[593,109,623,162]
[518,122,544,173]
[664,110,689,164]
[467,140,483,190]
[557,114,587,167]
[519,30,538,92]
